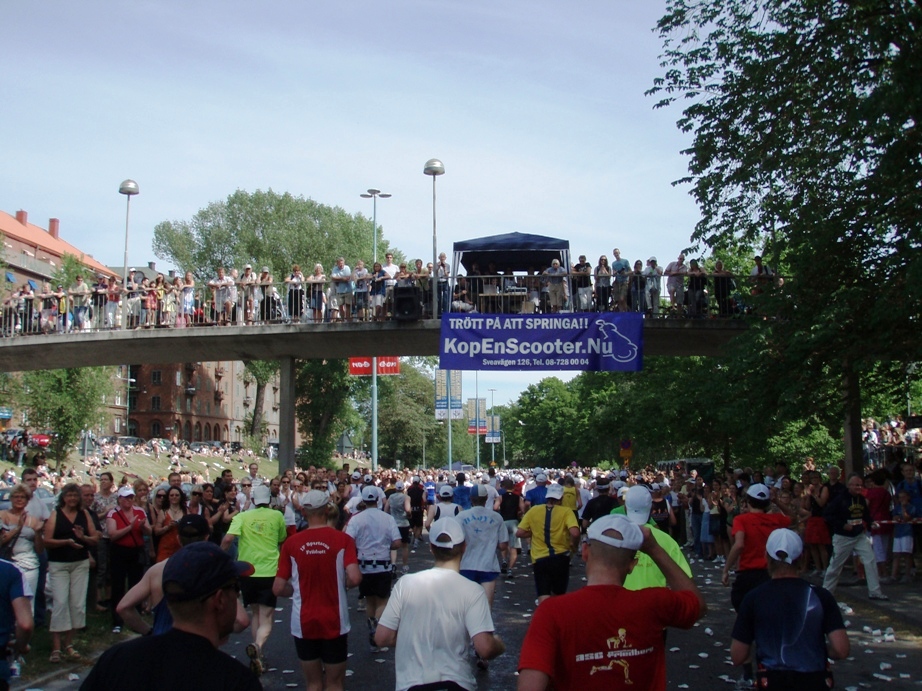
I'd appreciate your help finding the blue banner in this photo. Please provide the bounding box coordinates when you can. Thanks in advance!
[439,312,643,371]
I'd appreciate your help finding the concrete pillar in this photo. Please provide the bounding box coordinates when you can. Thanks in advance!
[278,357,297,475]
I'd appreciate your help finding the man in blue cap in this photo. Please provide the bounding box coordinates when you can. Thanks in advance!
[80,542,260,690]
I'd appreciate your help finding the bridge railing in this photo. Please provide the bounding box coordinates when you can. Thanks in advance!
[0,271,769,337]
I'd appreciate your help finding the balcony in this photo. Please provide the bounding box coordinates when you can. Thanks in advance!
[185,387,197,396]
[215,367,225,378]
[243,397,252,408]
[214,390,224,402]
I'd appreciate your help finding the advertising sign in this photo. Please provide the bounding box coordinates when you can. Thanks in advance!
[349,356,401,376]
[435,369,463,420]
[439,313,643,372]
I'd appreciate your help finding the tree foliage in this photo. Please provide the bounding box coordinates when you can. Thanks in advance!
[648,0,922,467]
[152,188,402,281]
[14,368,114,464]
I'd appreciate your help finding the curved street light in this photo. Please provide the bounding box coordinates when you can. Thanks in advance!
[119,180,139,330]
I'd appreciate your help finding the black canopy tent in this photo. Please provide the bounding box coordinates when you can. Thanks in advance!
[451,232,571,275]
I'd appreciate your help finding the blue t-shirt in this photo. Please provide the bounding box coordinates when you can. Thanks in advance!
[732,577,844,674]
[893,503,917,539]
[525,485,548,507]
[453,485,472,511]
[424,482,436,504]
[0,560,28,682]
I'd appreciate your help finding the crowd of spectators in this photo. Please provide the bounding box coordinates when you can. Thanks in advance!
[1,251,785,335]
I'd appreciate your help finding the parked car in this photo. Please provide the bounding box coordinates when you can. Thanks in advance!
[0,486,56,513]
[29,432,54,448]
[116,436,145,448]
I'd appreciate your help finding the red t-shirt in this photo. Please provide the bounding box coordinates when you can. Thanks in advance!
[276,526,358,640]
[731,511,791,571]
[107,506,146,548]
[518,584,700,690]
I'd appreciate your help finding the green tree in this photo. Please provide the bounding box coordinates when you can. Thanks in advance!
[15,368,114,465]
[152,188,401,281]
[649,0,922,471]
[295,359,354,467]
[241,360,280,440]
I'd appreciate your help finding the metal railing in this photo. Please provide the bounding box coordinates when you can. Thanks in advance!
[0,272,766,337]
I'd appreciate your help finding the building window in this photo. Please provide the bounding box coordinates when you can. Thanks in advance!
[128,394,138,410]
[114,418,121,433]
[176,371,181,386]
[186,398,191,413]
[151,421,161,437]
[114,391,122,406]
[151,370,162,385]
[151,396,161,411]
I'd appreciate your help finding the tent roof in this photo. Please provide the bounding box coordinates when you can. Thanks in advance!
[453,232,570,273]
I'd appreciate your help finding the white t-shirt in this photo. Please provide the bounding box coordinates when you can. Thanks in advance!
[457,506,507,573]
[378,567,495,691]
[344,507,400,573]
[481,483,500,508]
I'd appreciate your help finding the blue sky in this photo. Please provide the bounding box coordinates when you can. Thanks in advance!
[2,0,699,408]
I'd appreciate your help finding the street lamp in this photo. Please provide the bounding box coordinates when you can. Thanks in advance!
[360,188,391,473]
[489,388,497,466]
[423,159,444,320]
[118,180,139,330]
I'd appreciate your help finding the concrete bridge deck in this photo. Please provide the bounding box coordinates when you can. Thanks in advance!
[0,318,747,372]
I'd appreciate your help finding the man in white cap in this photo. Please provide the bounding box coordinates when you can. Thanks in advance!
[518,514,706,690]
[731,529,849,690]
[221,483,287,674]
[616,485,691,590]
[457,484,508,610]
[424,483,461,531]
[375,517,506,689]
[721,484,791,609]
[523,472,549,510]
[721,483,791,689]
[516,483,580,603]
[345,485,401,651]
[273,490,361,691]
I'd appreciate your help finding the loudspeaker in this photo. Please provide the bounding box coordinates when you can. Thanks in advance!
[393,286,421,321]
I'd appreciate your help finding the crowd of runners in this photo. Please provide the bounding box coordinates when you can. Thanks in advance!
[0,454,910,690]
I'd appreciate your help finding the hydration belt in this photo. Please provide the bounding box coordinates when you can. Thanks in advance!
[359,559,391,567]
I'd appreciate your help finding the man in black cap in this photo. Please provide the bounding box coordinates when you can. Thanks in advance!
[81,542,260,690]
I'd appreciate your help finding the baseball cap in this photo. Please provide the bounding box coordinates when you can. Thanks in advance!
[624,486,653,525]
[351,471,362,480]
[617,486,630,500]
[302,490,330,509]
[545,484,564,501]
[587,515,643,551]
[361,486,379,503]
[747,483,770,501]
[163,542,254,602]
[438,484,454,498]
[252,484,272,506]
[535,473,548,484]
[244,264,252,269]
[766,528,803,564]
[429,517,465,548]
[395,480,405,491]
[117,486,135,498]
[412,476,421,484]
[596,477,610,490]
[363,474,374,484]
[261,266,270,273]
[177,514,210,539]
[470,484,488,499]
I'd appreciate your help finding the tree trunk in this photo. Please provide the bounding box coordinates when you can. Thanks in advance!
[842,361,863,477]
[250,381,266,439]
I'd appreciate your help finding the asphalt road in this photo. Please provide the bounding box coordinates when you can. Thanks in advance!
[21,545,922,690]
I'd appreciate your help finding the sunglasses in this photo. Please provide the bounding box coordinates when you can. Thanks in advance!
[192,492,203,497]
[156,493,166,498]
[241,483,252,487]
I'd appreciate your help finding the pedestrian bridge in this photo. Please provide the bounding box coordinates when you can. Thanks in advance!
[0,318,747,372]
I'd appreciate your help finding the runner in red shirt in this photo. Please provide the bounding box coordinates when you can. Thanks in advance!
[273,490,361,690]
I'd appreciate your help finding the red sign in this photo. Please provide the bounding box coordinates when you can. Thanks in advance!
[349,357,401,376]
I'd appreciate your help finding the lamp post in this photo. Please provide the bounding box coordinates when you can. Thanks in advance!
[489,388,497,466]
[359,188,390,473]
[423,159,444,320]
[118,180,139,330]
